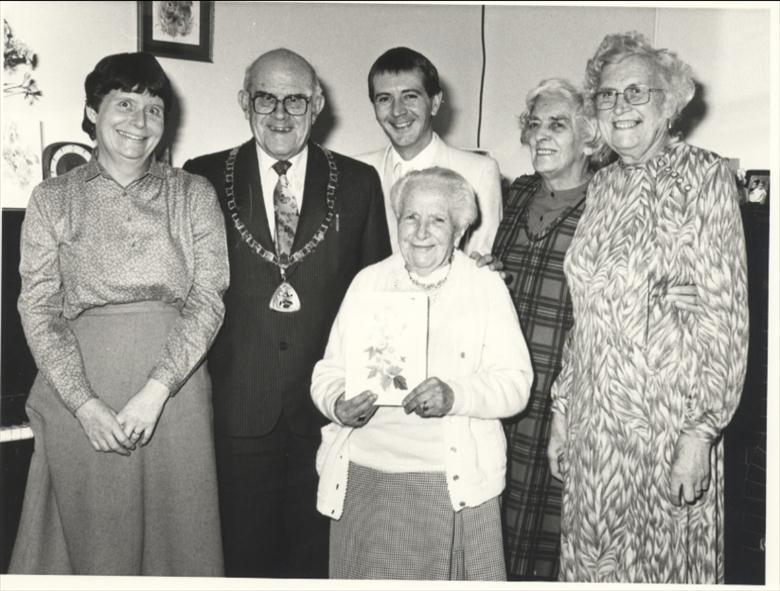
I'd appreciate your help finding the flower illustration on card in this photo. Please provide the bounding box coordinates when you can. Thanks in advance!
[364,314,409,392]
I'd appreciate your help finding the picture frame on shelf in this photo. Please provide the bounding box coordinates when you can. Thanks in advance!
[137,1,214,63]
[745,170,769,207]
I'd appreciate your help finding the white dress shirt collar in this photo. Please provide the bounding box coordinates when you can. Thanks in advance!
[390,132,440,180]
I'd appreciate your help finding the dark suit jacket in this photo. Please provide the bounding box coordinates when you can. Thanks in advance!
[184,140,391,437]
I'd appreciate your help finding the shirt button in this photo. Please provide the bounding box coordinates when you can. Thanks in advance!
[453,475,460,481]
[460,352,465,359]
[450,446,457,453]
[279,341,288,350]
[459,501,466,507]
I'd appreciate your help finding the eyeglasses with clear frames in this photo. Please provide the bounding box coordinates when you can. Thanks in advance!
[250,91,312,116]
[594,84,665,110]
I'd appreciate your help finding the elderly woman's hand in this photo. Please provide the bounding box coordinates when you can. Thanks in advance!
[470,251,506,275]
[335,391,378,428]
[75,398,135,455]
[670,433,712,505]
[548,411,567,481]
[116,378,171,447]
[665,284,699,312]
[402,377,454,418]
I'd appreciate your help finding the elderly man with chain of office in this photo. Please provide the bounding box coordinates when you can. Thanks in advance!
[184,48,390,578]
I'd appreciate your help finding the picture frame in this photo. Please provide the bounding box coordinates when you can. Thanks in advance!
[137,1,214,62]
[745,169,769,206]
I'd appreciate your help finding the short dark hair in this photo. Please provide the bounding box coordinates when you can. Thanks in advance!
[82,52,173,140]
[367,47,441,101]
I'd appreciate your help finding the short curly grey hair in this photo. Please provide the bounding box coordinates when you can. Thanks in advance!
[584,31,695,121]
[390,167,478,238]
[518,77,610,168]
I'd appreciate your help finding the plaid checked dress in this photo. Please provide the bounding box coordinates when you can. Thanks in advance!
[493,174,586,580]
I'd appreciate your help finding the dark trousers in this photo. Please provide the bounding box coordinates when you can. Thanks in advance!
[215,417,329,578]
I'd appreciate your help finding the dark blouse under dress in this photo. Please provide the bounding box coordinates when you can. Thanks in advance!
[493,173,587,580]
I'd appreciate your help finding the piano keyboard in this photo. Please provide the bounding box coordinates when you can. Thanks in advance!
[0,423,34,443]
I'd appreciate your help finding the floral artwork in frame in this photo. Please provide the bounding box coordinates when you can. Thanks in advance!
[137,1,214,62]
[345,292,429,406]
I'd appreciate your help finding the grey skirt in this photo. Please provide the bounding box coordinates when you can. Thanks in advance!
[10,302,223,576]
[330,461,506,580]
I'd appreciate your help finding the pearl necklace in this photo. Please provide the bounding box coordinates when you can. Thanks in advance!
[406,263,452,292]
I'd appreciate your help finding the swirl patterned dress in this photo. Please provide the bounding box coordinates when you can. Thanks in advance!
[551,140,748,583]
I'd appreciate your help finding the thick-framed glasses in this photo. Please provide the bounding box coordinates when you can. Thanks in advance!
[594,85,665,110]
[250,91,311,116]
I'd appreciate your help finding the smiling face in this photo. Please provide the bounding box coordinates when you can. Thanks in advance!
[397,185,460,276]
[526,94,593,190]
[371,69,442,161]
[597,56,672,164]
[239,51,324,161]
[87,89,164,178]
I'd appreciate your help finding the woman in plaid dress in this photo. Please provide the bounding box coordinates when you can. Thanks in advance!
[494,78,607,581]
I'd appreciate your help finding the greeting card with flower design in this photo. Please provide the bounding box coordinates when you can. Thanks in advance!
[345,292,428,406]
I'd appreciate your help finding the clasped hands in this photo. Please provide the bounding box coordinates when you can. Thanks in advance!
[334,377,454,427]
[74,378,170,455]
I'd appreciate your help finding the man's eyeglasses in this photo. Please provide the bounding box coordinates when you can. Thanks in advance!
[593,85,665,110]
[250,91,312,116]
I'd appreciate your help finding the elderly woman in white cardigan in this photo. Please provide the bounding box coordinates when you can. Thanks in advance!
[311,167,533,580]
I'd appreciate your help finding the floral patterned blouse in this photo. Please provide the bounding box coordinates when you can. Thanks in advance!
[18,157,229,412]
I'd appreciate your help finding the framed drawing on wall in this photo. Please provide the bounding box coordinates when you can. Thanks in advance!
[137,1,214,62]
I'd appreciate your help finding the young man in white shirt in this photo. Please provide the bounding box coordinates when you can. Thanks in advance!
[358,47,503,255]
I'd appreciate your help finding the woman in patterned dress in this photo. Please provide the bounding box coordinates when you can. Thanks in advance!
[550,32,748,583]
[10,52,228,575]
[495,78,606,581]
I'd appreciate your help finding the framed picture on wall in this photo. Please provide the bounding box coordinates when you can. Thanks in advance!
[745,169,769,206]
[137,1,214,62]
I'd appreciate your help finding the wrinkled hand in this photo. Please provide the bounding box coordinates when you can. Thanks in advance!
[666,284,699,313]
[116,378,170,447]
[670,433,712,505]
[470,251,505,276]
[75,398,135,455]
[402,377,454,418]
[548,411,567,481]
[334,390,378,428]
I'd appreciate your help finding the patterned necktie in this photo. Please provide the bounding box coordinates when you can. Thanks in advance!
[272,160,299,259]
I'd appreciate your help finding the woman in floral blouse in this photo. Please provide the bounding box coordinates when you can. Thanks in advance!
[10,52,228,576]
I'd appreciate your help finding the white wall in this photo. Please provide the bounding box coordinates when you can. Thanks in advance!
[655,7,772,171]
[1,2,775,207]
